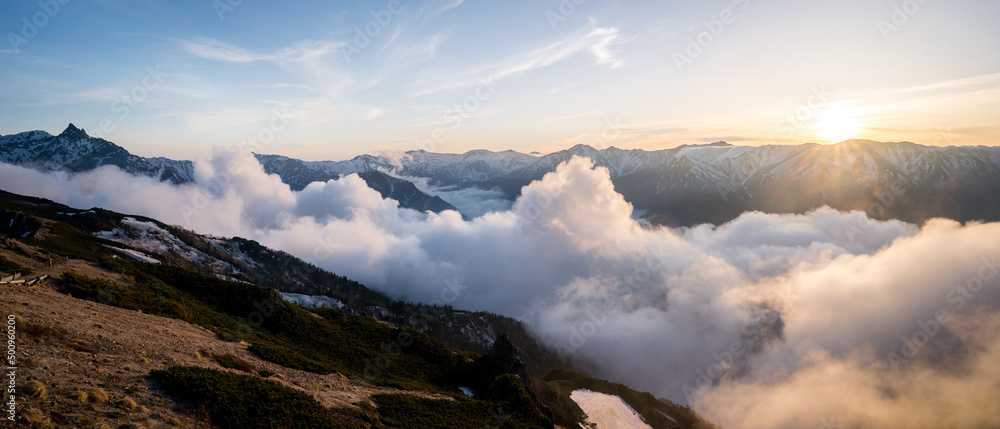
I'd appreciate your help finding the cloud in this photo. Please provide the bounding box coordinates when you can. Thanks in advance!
[410,23,625,96]
[180,37,344,65]
[586,26,623,68]
[2,153,999,428]
[435,0,465,14]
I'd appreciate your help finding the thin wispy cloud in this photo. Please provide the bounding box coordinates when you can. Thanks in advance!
[180,37,344,67]
[410,23,625,97]
[435,0,465,14]
[2,0,999,160]
[543,109,611,122]
[587,26,623,69]
[547,82,582,96]
[894,72,1000,95]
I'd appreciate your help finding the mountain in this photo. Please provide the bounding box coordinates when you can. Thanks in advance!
[6,124,1000,226]
[250,140,1000,226]
[613,140,1000,225]
[0,125,456,214]
[0,188,714,429]
[0,124,192,184]
[253,154,456,213]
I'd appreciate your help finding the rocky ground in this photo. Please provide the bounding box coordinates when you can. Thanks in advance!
[1,245,450,428]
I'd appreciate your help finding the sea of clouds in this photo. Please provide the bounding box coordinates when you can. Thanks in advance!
[2,148,998,428]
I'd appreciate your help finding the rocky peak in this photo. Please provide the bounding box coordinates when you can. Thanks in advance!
[487,333,530,383]
[59,123,90,140]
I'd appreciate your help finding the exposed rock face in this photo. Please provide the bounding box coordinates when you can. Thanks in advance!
[488,333,555,428]
[488,333,531,384]
[0,211,42,239]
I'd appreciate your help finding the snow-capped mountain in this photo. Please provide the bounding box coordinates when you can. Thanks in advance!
[0,124,192,184]
[5,124,1000,226]
[0,125,456,214]
[252,139,1000,226]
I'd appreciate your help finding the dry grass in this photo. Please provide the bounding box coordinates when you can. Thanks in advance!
[117,397,138,411]
[19,321,66,344]
[69,390,89,402]
[24,380,46,400]
[67,339,97,354]
[88,388,110,404]
[21,407,52,428]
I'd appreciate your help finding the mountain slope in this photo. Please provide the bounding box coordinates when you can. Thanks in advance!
[8,124,1000,226]
[0,188,553,370]
[0,188,714,428]
[269,140,1000,226]
[0,125,456,214]
[253,154,458,212]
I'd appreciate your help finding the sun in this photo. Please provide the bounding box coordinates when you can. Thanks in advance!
[816,109,861,143]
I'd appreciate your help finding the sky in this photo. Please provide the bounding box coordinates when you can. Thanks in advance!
[1,0,999,161]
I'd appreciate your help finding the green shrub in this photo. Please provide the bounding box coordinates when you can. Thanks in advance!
[212,353,255,373]
[374,375,549,429]
[151,366,341,429]
[61,261,472,394]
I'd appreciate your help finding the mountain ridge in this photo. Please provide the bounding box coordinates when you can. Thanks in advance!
[4,124,1000,226]
[0,125,458,213]
[0,187,714,429]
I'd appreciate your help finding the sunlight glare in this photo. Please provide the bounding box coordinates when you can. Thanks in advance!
[817,109,861,143]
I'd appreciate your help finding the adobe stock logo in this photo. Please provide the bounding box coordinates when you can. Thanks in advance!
[877,0,932,41]
[672,0,751,73]
[341,1,404,61]
[6,0,71,52]
[93,65,167,137]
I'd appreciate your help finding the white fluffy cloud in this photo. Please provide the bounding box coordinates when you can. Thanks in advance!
[2,150,999,428]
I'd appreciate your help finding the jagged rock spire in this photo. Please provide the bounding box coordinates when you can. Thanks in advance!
[60,123,89,139]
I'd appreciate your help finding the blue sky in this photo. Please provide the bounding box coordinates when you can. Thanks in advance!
[1,0,998,160]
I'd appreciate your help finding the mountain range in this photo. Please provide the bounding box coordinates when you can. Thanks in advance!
[0,187,714,428]
[4,124,1000,226]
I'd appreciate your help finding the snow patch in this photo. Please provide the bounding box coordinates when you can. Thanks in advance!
[458,387,475,398]
[658,410,677,423]
[570,389,651,429]
[104,245,160,263]
[96,217,233,273]
[279,292,344,309]
[56,210,95,216]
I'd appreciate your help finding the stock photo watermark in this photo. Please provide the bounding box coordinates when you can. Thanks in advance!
[416,75,500,152]
[179,107,293,223]
[342,1,404,60]
[213,0,245,21]
[682,286,795,403]
[545,0,588,31]
[839,180,906,247]
[776,85,836,139]
[548,246,672,359]
[91,65,167,138]
[887,255,999,370]
[5,315,16,422]
[672,0,751,73]
[590,117,624,150]
[877,0,932,41]
[6,0,71,52]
